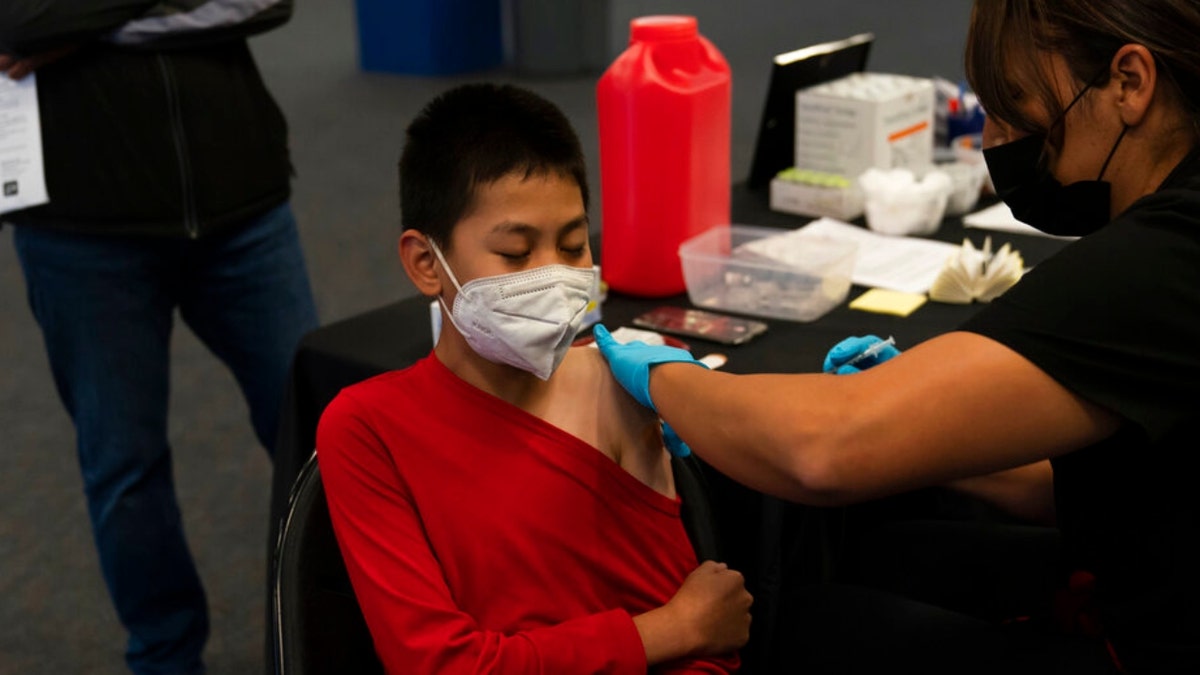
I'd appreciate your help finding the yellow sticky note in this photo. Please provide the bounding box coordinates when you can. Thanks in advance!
[849,288,928,317]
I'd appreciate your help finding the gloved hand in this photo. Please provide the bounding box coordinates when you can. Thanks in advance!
[823,334,900,375]
[661,421,692,458]
[592,323,708,412]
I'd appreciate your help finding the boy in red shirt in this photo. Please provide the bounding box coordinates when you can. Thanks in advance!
[317,83,750,674]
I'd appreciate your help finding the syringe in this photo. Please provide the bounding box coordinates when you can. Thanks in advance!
[841,335,897,370]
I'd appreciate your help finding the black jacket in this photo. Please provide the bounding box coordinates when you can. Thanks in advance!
[0,0,294,237]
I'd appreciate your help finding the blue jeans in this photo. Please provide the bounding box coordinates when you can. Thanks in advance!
[13,203,318,675]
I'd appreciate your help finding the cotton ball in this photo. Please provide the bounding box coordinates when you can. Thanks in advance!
[919,169,953,195]
[859,168,917,198]
[861,167,951,237]
[857,168,891,193]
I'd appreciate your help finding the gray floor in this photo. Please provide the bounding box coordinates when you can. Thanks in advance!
[0,1,968,672]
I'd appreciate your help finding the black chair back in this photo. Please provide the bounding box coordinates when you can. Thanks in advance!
[673,453,724,562]
[271,453,383,675]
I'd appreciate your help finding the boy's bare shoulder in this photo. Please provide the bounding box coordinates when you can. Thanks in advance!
[566,347,672,490]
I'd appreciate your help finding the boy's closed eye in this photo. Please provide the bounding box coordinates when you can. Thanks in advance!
[559,243,588,258]
[495,245,587,263]
[496,249,531,261]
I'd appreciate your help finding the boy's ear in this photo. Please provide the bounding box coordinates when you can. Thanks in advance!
[399,230,443,296]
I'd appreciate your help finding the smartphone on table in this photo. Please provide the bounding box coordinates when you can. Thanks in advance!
[631,306,768,346]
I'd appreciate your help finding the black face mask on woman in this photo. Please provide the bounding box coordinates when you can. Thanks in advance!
[982,79,1129,237]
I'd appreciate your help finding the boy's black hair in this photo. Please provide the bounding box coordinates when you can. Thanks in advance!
[399,83,589,249]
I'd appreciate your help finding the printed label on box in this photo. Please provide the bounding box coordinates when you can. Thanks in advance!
[795,73,935,180]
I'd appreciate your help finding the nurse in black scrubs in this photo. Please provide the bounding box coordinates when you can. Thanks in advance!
[596,0,1200,672]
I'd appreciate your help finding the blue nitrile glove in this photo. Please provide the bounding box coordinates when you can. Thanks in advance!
[823,334,901,375]
[660,421,692,458]
[592,323,707,412]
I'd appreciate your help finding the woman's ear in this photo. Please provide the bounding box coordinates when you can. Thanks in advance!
[1112,44,1157,127]
[399,230,443,297]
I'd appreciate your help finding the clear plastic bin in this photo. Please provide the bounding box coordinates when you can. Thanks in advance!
[678,225,858,322]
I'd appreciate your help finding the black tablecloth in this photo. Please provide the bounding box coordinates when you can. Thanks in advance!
[267,184,1066,671]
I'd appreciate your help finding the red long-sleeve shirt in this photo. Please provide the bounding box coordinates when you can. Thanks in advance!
[317,353,738,674]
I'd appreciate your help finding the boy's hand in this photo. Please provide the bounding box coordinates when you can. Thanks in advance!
[667,561,753,656]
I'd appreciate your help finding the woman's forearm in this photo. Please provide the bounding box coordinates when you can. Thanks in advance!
[646,333,1116,507]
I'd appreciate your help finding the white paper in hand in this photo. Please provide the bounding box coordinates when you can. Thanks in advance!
[0,73,50,216]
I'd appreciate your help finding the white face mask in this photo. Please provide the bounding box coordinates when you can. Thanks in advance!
[429,239,595,381]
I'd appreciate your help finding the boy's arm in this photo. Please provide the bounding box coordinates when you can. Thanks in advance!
[317,392,649,675]
[592,360,746,673]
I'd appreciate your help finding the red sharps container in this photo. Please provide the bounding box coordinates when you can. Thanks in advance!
[597,15,732,297]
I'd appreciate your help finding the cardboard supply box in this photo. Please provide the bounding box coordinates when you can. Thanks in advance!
[769,177,864,221]
[794,72,935,179]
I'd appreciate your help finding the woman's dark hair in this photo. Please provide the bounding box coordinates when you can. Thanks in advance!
[398,83,589,250]
[966,0,1200,140]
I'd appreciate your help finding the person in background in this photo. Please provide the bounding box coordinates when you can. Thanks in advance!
[594,0,1200,672]
[0,2,318,673]
[317,83,750,674]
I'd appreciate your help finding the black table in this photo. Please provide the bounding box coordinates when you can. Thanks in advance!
[268,184,1067,671]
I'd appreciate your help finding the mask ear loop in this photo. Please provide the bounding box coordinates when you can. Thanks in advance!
[426,238,469,339]
[427,238,465,293]
[1064,58,1128,182]
[1043,62,1114,163]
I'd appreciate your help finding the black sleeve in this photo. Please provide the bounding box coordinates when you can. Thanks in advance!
[0,0,160,55]
[105,0,294,50]
[960,190,1200,441]
[0,0,293,56]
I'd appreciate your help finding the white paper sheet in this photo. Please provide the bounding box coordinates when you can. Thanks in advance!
[962,201,1078,240]
[793,217,960,294]
[0,74,49,216]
